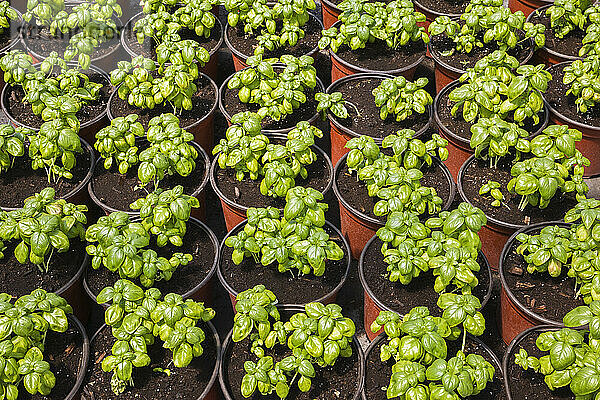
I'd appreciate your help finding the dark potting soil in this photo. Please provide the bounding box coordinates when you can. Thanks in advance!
[546,63,600,128]
[364,337,506,400]
[20,321,84,400]
[110,74,216,129]
[0,145,92,209]
[331,77,430,139]
[124,13,222,60]
[222,85,320,131]
[461,157,577,226]
[330,0,393,5]
[505,330,572,400]
[0,240,86,298]
[529,9,584,59]
[220,225,349,304]
[334,40,425,73]
[414,0,469,16]
[227,15,321,59]
[224,336,360,400]
[86,219,216,298]
[81,323,217,400]
[336,159,452,222]
[5,73,112,130]
[362,236,491,315]
[436,85,546,142]
[215,142,330,209]
[502,225,584,323]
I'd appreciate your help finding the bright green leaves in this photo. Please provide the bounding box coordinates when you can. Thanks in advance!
[0,2,18,37]
[23,0,65,27]
[470,116,530,168]
[345,136,381,173]
[479,180,505,207]
[382,130,449,170]
[233,285,280,343]
[315,92,351,120]
[564,55,600,113]
[94,115,145,174]
[516,225,573,278]
[0,125,27,174]
[372,76,432,122]
[546,0,590,39]
[437,293,485,337]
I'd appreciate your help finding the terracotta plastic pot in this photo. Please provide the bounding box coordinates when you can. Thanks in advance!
[508,0,553,16]
[84,216,219,306]
[223,10,322,71]
[321,0,341,29]
[0,9,22,93]
[1,62,111,145]
[121,12,223,81]
[333,152,455,259]
[88,140,211,220]
[325,72,432,165]
[359,234,493,341]
[499,223,569,345]
[217,220,351,309]
[220,305,365,400]
[107,72,218,154]
[88,320,221,400]
[435,80,549,180]
[64,314,91,400]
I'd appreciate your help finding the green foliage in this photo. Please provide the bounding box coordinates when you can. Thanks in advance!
[470,116,530,167]
[479,180,505,207]
[0,2,18,35]
[94,115,145,174]
[372,76,432,122]
[0,187,87,271]
[563,55,600,113]
[0,124,27,174]
[23,0,64,27]
[381,130,449,169]
[546,0,590,39]
[315,92,358,120]
[97,279,215,394]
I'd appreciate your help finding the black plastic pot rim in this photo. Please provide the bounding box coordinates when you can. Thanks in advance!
[88,139,211,215]
[216,219,352,307]
[434,79,550,148]
[413,0,462,19]
[332,152,456,227]
[498,221,571,327]
[358,234,493,317]
[0,8,22,55]
[223,10,323,64]
[526,5,583,62]
[210,135,333,216]
[218,66,324,134]
[89,319,221,400]
[64,313,91,400]
[121,11,224,62]
[1,63,111,132]
[324,72,432,141]
[219,309,365,400]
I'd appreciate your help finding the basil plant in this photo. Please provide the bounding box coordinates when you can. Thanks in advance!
[0,124,26,174]
[372,76,433,122]
[563,55,600,113]
[0,2,18,36]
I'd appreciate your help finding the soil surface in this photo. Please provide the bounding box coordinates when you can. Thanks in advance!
[334,40,425,73]
[330,76,430,139]
[415,0,469,15]
[86,219,216,298]
[529,9,584,59]
[502,225,584,323]
[220,224,349,304]
[81,323,217,400]
[362,236,491,314]
[461,157,577,226]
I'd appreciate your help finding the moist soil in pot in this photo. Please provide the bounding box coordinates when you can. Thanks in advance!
[415,0,469,15]
[437,87,545,141]
[215,140,330,209]
[502,225,584,323]
[86,220,216,298]
[4,72,112,130]
[110,74,216,129]
[461,157,577,226]
[81,322,217,400]
[330,77,429,139]
[20,320,85,400]
[505,330,572,400]
[227,15,321,59]
[336,158,452,222]
[0,145,92,209]
[224,336,360,400]
[0,240,86,298]
[364,337,506,400]
[529,10,583,59]
[546,63,600,127]
[124,14,222,60]
[362,236,491,313]
[221,225,348,304]
[222,85,319,131]
[334,40,425,73]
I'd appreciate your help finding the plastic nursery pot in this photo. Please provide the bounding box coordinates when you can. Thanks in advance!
[61,314,91,400]
[88,140,211,220]
[434,80,549,181]
[359,234,493,341]
[0,8,23,93]
[1,62,111,145]
[120,12,224,81]
[413,0,462,31]
[219,305,365,400]
[106,71,219,154]
[83,216,220,306]
[321,0,341,29]
[85,321,221,400]
[325,72,432,165]
[498,223,572,345]
[332,152,456,259]
[508,0,553,17]
[217,220,352,309]
[545,61,600,177]
[223,10,322,71]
